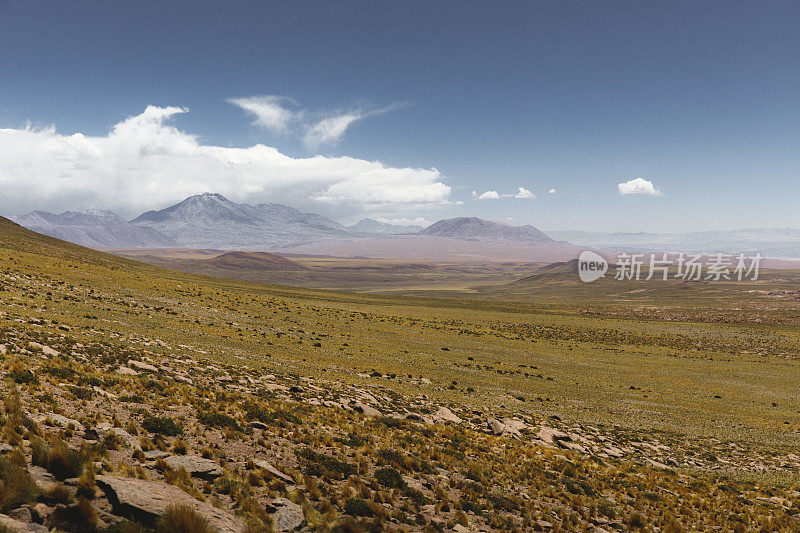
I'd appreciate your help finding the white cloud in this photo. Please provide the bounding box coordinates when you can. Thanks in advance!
[477,190,501,200]
[303,112,362,148]
[227,95,297,133]
[303,103,403,148]
[618,178,661,196]
[229,95,403,148]
[514,187,535,199]
[0,106,451,217]
[548,188,556,194]
[475,187,536,200]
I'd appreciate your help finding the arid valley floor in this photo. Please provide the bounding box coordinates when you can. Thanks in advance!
[2,217,800,532]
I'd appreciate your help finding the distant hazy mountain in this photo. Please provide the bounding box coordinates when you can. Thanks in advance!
[11,210,177,249]
[549,228,800,258]
[349,218,423,235]
[131,193,352,249]
[420,217,556,244]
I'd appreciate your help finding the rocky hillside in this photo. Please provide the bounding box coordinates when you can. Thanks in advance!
[1,220,800,531]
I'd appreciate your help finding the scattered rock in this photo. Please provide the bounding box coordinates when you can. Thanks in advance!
[254,459,294,484]
[27,342,59,357]
[487,418,505,435]
[97,424,138,448]
[97,475,244,533]
[7,508,31,523]
[163,455,223,479]
[127,360,158,373]
[645,458,671,470]
[34,413,84,431]
[0,514,47,532]
[115,366,139,376]
[266,498,305,532]
[433,406,462,424]
[352,401,381,417]
[143,450,170,460]
[0,443,14,454]
[536,426,569,444]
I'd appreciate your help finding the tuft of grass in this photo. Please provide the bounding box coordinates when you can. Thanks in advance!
[156,504,216,533]
[48,440,88,480]
[0,456,39,512]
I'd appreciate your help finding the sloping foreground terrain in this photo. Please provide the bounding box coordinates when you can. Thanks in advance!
[1,216,800,531]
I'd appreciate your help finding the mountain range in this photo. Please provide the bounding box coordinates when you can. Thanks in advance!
[10,194,800,261]
[10,210,178,248]
[420,217,556,243]
[9,194,572,259]
[348,218,423,234]
[550,229,800,259]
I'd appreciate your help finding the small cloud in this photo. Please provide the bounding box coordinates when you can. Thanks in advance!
[548,188,556,194]
[227,95,297,133]
[618,178,661,196]
[476,187,536,200]
[303,112,362,148]
[303,103,405,148]
[514,187,536,199]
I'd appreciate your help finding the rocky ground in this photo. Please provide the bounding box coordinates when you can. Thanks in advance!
[2,321,800,532]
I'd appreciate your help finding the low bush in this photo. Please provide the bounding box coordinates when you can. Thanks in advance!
[142,416,183,436]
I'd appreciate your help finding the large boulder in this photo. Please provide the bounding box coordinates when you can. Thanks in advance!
[267,498,305,532]
[0,514,48,532]
[96,475,244,533]
[433,406,462,424]
[163,455,223,480]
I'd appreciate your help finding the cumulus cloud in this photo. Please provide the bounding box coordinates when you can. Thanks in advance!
[226,95,297,133]
[618,178,661,196]
[477,190,501,200]
[514,187,535,199]
[474,187,536,200]
[0,106,451,217]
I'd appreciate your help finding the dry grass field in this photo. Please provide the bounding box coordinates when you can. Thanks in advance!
[3,217,800,531]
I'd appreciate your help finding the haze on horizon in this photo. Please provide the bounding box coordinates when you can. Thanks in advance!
[1,1,799,232]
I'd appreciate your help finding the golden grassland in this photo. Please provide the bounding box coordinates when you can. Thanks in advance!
[3,217,800,530]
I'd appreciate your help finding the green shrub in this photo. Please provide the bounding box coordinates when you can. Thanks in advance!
[7,370,38,385]
[142,416,183,436]
[344,497,373,517]
[198,411,242,432]
[297,448,356,480]
[375,467,405,488]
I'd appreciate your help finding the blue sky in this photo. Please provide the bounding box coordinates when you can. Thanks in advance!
[1,1,799,231]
